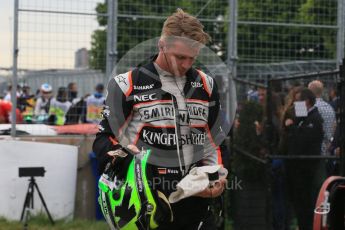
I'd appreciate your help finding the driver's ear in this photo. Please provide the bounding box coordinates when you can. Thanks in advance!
[158,40,166,52]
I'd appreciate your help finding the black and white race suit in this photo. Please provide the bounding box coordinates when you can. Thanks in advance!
[94,62,225,188]
[93,61,227,226]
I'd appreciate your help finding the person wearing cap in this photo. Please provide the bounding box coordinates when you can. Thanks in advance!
[85,83,105,124]
[18,85,35,123]
[34,83,53,122]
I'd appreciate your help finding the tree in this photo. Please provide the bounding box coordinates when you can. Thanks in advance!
[89,0,338,71]
[299,0,337,59]
[89,0,228,71]
[89,29,107,71]
[89,2,107,72]
[236,0,337,63]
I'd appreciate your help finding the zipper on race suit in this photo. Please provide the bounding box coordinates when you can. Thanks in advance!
[171,95,186,176]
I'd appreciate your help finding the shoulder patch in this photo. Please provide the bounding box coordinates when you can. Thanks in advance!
[205,74,214,91]
[113,71,133,96]
[196,70,214,97]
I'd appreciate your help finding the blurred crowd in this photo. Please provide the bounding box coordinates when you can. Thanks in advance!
[0,77,342,229]
[0,82,105,125]
[235,79,340,230]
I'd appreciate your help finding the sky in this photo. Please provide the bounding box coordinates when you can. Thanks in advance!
[0,0,13,69]
[0,0,100,71]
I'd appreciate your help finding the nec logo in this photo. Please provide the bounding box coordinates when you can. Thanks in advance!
[191,82,203,88]
[133,93,157,102]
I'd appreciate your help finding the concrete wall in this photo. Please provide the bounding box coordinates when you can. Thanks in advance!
[17,135,97,220]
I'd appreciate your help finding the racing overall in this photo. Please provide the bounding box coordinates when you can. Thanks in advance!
[93,61,226,229]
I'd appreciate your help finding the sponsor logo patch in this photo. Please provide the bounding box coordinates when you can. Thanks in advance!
[116,74,127,85]
[157,168,179,174]
[134,84,154,90]
[142,130,206,146]
[133,93,157,102]
[191,82,203,88]
[137,104,208,122]
[157,168,167,174]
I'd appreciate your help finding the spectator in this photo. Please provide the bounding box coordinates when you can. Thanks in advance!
[3,85,21,102]
[274,85,304,230]
[328,86,339,113]
[34,83,53,123]
[254,86,286,230]
[18,85,35,123]
[67,82,80,104]
[279,86,303,155]
[308,80,336,156]
[284,88,324,230]
[254,86,282,154]
[64,96,87,124]
[85,83,105,124]
[247,87,258,102]
[0,99,23,124]
[327,125,341,175]
[20,85,31,98]
[257,86,266,106]
[48,87,72,125]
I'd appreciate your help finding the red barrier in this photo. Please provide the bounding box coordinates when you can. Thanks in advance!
[51,123,99,135]
[313,176,345,230]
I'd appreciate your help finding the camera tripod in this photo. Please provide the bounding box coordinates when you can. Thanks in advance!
[20,176,54,229]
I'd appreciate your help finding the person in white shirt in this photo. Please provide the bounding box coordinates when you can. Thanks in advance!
[308,80,336,156]
[34,83,53,120]
[3,85,21,102]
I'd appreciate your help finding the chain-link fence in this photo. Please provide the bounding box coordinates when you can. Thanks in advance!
[3,0,343,133]
[3,0,106,133]
[2,0,345,227]
[235,0,344,100]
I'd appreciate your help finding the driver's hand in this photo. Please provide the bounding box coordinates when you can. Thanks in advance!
[195,178,227,198]
[106,144,140,164]
[126,144,140,154]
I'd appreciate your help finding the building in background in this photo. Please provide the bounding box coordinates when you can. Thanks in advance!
[74,48,89,69]
[22,69,104,97]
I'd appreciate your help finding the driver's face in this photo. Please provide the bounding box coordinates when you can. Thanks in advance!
[163,40,200,77]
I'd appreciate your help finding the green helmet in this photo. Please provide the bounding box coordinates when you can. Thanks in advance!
[98,149,173,230]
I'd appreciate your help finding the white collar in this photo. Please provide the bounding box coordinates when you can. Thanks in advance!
[308,105,316,113]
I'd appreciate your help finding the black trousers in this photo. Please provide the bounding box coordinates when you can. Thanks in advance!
[156,197,216,230]
[285,161,323,230]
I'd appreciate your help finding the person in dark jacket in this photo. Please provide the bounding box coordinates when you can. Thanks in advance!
[284,88,324,230]
[93,9,228,230]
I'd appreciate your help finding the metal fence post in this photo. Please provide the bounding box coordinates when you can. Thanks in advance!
[266,75,273,156]
[339,59,345,176]
[227,0,237,120]
[106,0,118,81]
[337,0,345,68]
[11,0,19,137]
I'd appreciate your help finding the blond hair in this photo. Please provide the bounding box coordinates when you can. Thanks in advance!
[280,85,303,122]
[161,9,211,45]
[308,80,324,97]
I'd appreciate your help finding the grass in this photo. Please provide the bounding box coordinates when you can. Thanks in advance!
[0,215,109,230]
[0,214,234,230]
